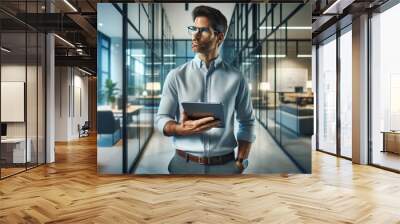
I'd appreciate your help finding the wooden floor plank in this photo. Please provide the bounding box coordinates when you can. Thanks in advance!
[0,135,399,223]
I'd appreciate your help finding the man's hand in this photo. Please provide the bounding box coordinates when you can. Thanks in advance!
[163,112,220,136]
[235,140,252,173]
[235,160,245,172]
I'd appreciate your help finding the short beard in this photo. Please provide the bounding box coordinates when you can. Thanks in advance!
[194,42,214,54]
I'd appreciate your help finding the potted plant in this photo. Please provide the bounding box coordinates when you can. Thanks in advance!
[104,78,120,109]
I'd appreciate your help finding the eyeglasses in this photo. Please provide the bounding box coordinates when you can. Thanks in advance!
[187,26,217,35]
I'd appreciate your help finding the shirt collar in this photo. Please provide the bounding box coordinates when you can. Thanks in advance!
[194,54,223,69]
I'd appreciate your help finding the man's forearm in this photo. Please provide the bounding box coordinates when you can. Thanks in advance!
[163,120,178,136]
[237,140,251,160]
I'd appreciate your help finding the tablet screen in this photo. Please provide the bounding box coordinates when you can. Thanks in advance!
[181,102,225,128]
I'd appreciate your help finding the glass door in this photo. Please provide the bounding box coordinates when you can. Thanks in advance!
[317,35,337,155]
[339,26,352,158]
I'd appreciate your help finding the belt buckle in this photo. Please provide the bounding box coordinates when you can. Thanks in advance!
[185,153,189,162]
[198,156,209,165]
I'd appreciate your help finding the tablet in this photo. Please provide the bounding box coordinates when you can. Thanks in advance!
[181,102,225,128]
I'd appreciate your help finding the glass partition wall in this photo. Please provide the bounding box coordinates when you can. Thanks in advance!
[317,34,337,155]
[315,25,352,160]
[370,2,400,172]
[97,4,124,174]
[97,3,172,174]
[223,3,313,173]
[0,3,46,179]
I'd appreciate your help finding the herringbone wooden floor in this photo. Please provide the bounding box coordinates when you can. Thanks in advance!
[1,135,400,224]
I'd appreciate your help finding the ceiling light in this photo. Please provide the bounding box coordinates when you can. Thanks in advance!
[78,67,92,76]
[163,54,176,57]
[297,54,312,58]
[132,54,145,57]
[54,34,75,48]
[146,62,176,65]
[323,0,344,15]
[1,47,11,53]
[255,54,286,58]
[63,0,78,12]
[98,23,103,27]
[259,26,312,30]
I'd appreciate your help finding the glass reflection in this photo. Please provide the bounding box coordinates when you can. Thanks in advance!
[97,4,123,174]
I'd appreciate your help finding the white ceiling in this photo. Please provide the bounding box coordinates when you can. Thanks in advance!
[162,3,235,39]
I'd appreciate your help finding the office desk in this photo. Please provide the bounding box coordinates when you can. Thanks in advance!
[111,105,143,117]
[1,138,31,164]
[382,131,400,154]
[110,105,144,124]
[281,92,314,104]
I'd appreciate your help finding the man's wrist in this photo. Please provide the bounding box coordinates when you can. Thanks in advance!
[235,157,248,169]
[164,121,178,136]
[236,157,244,163]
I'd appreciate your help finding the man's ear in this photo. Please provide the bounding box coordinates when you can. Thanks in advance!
[217,32,225,46]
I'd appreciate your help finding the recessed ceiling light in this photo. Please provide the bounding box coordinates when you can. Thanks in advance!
[1,47,11,53]
[259,26,312,30]
[63,0,78,12]
[254,54,286,58]
[132,54,145,57]
[322,0,344,14]
[297,54,312,58]
[78,67,92,76]
[98,23,103,27]
[54,34,75,48]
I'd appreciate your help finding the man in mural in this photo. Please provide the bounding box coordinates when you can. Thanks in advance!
[156,5,255,174]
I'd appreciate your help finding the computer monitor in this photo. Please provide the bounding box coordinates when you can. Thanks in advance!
[1,123,7,137]
[294,86,303,93]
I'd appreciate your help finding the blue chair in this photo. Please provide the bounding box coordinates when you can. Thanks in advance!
[97,111,121,147]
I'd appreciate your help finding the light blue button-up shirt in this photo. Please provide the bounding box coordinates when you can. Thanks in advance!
[155,54,256,157]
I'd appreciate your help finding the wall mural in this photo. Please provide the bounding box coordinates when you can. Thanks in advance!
[97,2,313,175]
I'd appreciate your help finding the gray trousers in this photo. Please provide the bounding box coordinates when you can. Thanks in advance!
[168,152,244,174]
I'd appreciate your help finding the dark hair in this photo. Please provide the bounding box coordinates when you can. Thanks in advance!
[192,5,227,34]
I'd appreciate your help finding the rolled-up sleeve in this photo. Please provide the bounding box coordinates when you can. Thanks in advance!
[155,70,178,136]
[235,75,256,143]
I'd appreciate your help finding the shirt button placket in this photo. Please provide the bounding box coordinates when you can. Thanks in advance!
[201,66,208,157]
[205,66,213,156]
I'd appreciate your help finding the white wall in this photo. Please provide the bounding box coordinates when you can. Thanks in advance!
[1,63,46,163]
[1,65,38,137]
[54,67,89,141]
[1,65,26,139]
[55,67,69,141]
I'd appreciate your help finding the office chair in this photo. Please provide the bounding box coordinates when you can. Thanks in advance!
[78,121,90,138]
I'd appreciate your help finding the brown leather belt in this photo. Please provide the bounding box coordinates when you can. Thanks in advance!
[176,149,235,165]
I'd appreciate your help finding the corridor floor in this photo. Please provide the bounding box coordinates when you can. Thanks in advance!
[134,120,303,174]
